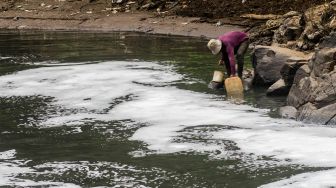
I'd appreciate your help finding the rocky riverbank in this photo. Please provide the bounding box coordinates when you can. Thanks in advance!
[249,1,336,125]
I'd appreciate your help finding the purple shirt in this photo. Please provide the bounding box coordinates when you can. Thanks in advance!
[218,31,248,75]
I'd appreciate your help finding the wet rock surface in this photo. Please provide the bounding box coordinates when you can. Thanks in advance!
[252,45,310,86]
[286,47,336,125]
[279,106,297,119]
[266,79,289,96]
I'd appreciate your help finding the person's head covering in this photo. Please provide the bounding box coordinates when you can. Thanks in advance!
[207,39,222,55]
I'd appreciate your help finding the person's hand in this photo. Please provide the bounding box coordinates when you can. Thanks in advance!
[230,74,236,77]
[218,60,224,66]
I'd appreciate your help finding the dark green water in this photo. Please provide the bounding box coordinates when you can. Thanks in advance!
[0,30,320,188]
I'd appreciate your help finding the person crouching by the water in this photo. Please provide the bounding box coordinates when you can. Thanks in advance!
[207,31,249,78]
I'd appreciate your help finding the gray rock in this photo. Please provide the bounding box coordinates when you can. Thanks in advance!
[298,103,336,125]
[280,59,308,86]
[242,69,254,90]
[287,76,318,108]
[266,79,289,96]
[292,64,311,86]
[243,77,253,91]
[279,106,297,119]
[319,32,336,48]
[208,81,223,90]
[310,72,336,108]
[328,115,336,125]
[252,45,311,86]
[311,48,336,77]
[296,102,317,122]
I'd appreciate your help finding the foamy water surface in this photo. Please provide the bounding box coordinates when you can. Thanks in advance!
[0,60,335,187]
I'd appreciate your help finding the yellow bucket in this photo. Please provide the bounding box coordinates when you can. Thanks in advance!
[225,77,244,101]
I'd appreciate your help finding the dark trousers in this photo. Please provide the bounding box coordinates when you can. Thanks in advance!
[224,40,249,78]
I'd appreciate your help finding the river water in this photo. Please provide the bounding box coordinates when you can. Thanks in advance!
[0,30,335,188]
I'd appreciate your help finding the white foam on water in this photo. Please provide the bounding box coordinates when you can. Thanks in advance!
[0,150,80,187]
[110,86,282,153]
[0,61,181,110]
[0,149,16,160]
[212,127,336,167]
[0,60,336,186]
[0,150,173,188]
[34,161,167,187]
[260,168,336,188]
[0,56,12,60]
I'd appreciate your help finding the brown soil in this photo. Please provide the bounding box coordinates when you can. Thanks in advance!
[178,0,332,18]
[0,0,246,38]
[0,10,244,38]
[0,0,331,38]
[2,0,332,20]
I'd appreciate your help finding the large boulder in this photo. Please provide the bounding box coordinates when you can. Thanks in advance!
[286,47,336,125]
[252,45,310,86]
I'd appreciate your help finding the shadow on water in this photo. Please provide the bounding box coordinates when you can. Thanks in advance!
[0,30,314,187]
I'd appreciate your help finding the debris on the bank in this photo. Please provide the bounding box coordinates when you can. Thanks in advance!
[70,12,79,16]
[146,28,154,32]
[127,1,136,5]
[112,0,124,4]
[241,14,282,20]
[17,25,27,29]
[249,1,336,49]
[215,21,223,27]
